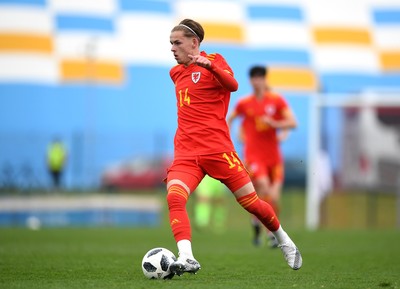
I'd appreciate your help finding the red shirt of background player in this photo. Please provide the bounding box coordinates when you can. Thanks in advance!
[170,51,235,157]
[234,92,289,165]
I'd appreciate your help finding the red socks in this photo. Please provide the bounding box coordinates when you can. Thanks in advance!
[237,192,280,231]
[261,195,280,217]
[167,185,280,241]
[167,184,191,242]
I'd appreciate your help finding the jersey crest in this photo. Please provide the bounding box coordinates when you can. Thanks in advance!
[192,72,201,83]
[265,105,276,116]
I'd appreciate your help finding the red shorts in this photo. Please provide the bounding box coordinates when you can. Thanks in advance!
[246,160,284,184]
[166,151,251,193]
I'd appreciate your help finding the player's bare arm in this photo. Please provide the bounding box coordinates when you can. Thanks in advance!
[262,108,297,129]
[278,128,291,142]
[227,112,244,142]
[227,111,238,128]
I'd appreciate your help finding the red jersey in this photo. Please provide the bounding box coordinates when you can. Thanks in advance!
[234,92,289,165]
[170,51,235,157]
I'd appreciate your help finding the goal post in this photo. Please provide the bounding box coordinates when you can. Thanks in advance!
[306,93,321,230]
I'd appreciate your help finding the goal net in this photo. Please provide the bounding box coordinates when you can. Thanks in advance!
[306,91,400,230]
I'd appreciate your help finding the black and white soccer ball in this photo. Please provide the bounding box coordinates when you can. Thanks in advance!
[141,247,177,279]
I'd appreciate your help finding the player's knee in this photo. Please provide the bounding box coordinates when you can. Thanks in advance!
[166,184,189,209]
[237,192,257,211]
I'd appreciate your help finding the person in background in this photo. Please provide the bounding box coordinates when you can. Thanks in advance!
[194,174,228,233]
[47,137,67,190]
[228,65,297,248]
[165,19,302,276]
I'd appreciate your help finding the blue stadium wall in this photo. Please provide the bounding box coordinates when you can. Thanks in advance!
[0,0,399,188]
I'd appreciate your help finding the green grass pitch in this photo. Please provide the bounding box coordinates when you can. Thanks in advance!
[0,193,399,289]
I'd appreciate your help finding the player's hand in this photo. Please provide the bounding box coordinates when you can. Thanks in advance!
[278,129,290,142]
[188,54,211,69]
[261,115,277,127]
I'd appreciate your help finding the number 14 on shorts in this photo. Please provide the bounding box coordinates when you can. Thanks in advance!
[222,152,244,172]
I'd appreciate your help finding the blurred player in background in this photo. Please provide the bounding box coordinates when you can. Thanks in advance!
[228,66,297,248]
[165,19,302,276]
[46,137,67,190]
[194,174,228,233]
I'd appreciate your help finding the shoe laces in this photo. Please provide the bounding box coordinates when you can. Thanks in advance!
[278,243,295,256]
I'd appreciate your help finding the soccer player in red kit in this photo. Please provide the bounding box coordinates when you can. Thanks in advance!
[166,19,302,276]
[228,66,297,248]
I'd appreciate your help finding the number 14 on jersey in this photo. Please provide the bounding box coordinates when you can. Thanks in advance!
[179,88,190,107]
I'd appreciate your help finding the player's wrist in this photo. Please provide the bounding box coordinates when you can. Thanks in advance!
[208,61,215,71]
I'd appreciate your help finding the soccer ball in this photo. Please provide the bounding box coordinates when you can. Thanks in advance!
[141,247,177,279]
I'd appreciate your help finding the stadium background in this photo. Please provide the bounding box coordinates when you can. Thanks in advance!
[1,4,400,287]
[0,0,400,190]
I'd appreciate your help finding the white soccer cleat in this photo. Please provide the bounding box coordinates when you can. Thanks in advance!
[279,242,302,270]
[268,235,279,249]
[169,255,201,276]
